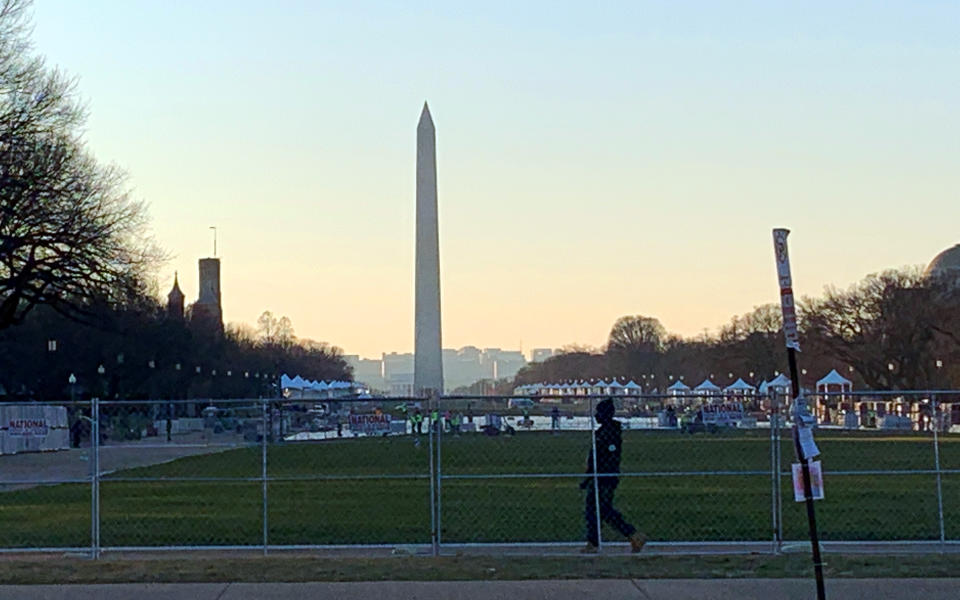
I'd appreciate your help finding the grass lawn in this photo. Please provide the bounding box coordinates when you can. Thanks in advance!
[1,429,959,548]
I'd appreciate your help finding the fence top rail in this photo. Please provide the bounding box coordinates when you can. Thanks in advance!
[96,398,267,407]
[10,389,960,407]
[446,390,960,400]
[0,400,91,407]
[441,393,749,401]
[811,390,960,398]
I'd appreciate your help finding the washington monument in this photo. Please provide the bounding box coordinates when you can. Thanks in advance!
[414,102,444,395]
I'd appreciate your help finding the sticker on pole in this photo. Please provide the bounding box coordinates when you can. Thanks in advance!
[772,229,801,351]
[792,461,825,502]
[792,395,820,458]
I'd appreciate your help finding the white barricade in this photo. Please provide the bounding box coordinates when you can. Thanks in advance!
[0,404,70,455]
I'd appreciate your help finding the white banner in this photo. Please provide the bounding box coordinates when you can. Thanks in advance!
[7,418,49,437]
[772,228,801,351]
[349,413,392,434]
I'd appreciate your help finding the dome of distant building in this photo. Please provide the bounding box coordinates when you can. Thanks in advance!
[926,244,960,280]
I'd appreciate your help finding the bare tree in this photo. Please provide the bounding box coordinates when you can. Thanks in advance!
[802,268,958,389]
[256,310,295,349]
[606,315,666,377]
[716,304,784,381]
[607,315,667,354]
[0,0,161,329]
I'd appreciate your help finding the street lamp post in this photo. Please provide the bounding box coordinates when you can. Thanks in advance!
[68,373,77,404]
[170,363,181,442]
[94,365,105,446]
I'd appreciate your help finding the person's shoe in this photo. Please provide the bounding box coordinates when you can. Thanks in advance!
[580,543,599,554]
[628,532,647,553]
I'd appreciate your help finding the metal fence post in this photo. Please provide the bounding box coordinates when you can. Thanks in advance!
[932,394,946,551]
[261,397,268,556]
[91,396,100,559]
[436,393,443,551]
[589,397,602,551]
[775,391,784,551]
[769,391,780,554]
[428,395,438,556]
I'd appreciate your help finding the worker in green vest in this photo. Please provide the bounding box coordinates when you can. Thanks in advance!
[451,412,462,436]
[430,408,439,433]
[412,408,424,435]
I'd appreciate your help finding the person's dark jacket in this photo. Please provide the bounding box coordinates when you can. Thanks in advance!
[581,419,623,488]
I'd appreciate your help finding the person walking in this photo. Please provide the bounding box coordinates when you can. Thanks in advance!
[551,405,561,432]
[579,398,646,553]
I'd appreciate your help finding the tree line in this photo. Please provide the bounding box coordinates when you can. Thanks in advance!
[0,301,350,401]
[0,1,349,400]
[516,268,960,392]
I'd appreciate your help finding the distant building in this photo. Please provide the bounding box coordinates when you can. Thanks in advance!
[367,346,529,394]
[530,348,555,363]
[166,272,184,320]
[383,352,414,396]
[926,243,960,286]
[444,347,484,391]
[490,350,526,380]
[191,258,223,334]
[343,355,386,392]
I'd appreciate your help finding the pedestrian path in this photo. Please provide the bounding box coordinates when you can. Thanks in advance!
[3,579,958,600]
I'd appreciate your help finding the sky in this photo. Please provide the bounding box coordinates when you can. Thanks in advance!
[29,1,960,359]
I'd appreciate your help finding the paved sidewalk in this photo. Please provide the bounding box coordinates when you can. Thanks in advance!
[0,433,246,490]
[2,579,958,599]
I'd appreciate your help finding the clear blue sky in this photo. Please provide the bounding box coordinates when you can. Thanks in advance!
[29,1,960,357]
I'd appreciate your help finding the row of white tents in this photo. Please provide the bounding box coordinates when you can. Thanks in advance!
[280,374,370,398]
[514,370,854,399]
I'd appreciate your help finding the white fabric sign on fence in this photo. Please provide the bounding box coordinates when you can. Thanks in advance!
[0,405,70,455]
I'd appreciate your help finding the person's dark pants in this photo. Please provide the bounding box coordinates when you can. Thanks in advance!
[415,422,422,435]
[584,481,636,545]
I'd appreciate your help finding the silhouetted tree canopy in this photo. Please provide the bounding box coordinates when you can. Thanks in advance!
[0,302,350,401]
[0,0,162,330]
[516,268,960,391]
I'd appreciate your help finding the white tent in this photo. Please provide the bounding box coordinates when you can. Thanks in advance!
[666,380,691,404]
[693,379,721,403]
[816,369,854,423]
[724,378,756,393]
[762,373,792,393]
[817,369,852,388]
[694,379,721,392]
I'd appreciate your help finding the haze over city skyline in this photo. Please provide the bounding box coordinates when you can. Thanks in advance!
[29,2,959,359]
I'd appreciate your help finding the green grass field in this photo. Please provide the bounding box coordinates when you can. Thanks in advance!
[2,429,960,548]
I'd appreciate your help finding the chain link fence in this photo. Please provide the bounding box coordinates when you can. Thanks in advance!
[1,391,959,555]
